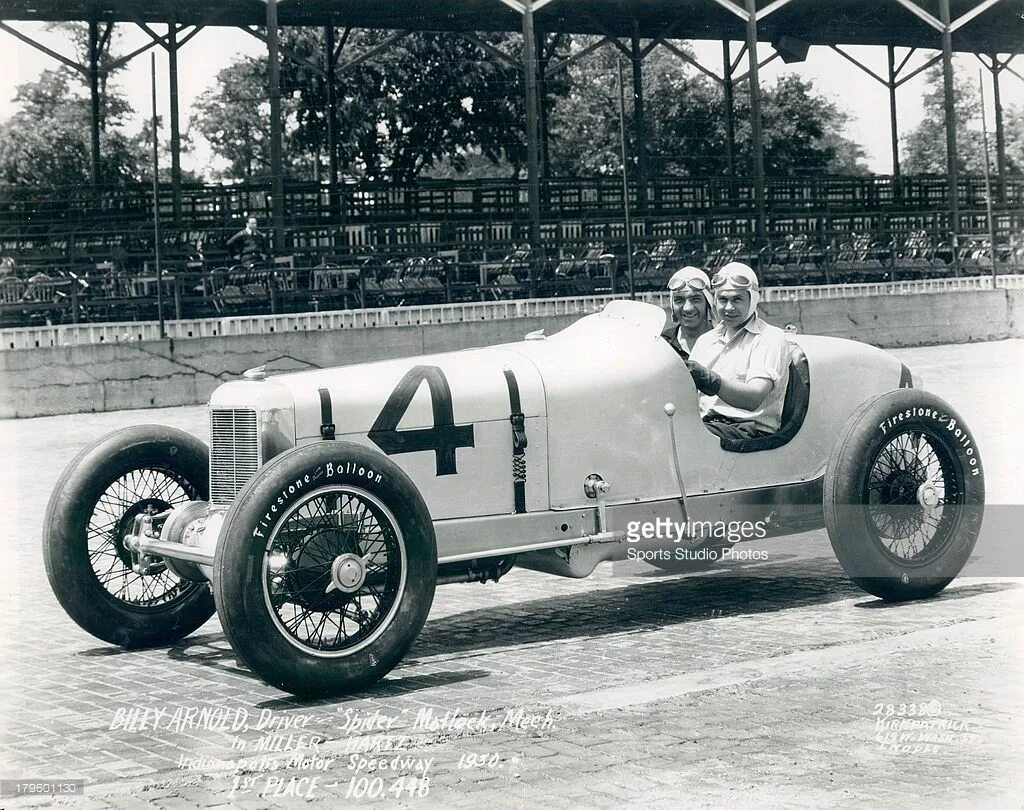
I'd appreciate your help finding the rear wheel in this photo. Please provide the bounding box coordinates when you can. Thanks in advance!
[825,390,984,601]
[43,426,215,647]
[213,442,436,697]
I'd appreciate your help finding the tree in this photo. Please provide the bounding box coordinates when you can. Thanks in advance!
[284,29,574,182]
[192,57,281,181]
[0,69,144,186]
[901,68,988,174]
[1001,103,1024,174]
[0,23,150,187]
[546,42,868,178]
[545,45,659,177]
[756,75,869,176]
[194,30,572,183]
[903,69,1024,177]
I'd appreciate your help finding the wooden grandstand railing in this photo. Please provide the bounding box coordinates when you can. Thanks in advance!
[2,174,1022,245]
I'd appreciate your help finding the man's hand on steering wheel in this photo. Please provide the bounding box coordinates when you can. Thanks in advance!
[685,359,722,396]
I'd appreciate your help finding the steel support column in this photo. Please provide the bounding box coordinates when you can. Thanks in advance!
[723,40,736,178]
[630,25,648,215]
[991,56,1007,203]
[325,25,341,222]
[265,0,285,253]
[743,0,767,243]
[168,24,182,225]
[150,54,165,337]
[887,45,901,197]
[88,20,102,186]
[521,2,543,293]
[537,28,550,178]
[939,0,959,259]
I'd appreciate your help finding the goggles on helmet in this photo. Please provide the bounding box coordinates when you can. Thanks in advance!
[668,274,710,292]
[711,269,757,289]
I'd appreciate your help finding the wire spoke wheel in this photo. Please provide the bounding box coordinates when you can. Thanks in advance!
[44,426,216,647]
[262,486,405,657]
[87,467,201,606]
[864,428,962,566]
[825,390,984,602]
[214,442,436,696]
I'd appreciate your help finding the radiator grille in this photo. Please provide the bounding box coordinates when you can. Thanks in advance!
[210,408,261,506]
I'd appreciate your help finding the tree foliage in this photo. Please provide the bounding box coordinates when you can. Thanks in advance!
[902,68,985,174]
[288,29,554,181]
[756,75,869,176]
[192,29,575,183]
[0,23,150,186]
[1001,103,1024,174]
[0,69,146,186]
[546,43,868,178]
[902,67,1024,175]
[192,56,280,181]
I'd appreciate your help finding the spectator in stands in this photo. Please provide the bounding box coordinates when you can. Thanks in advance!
[226,217,268,264]
[685,262,791,440]
[661,266,713,360]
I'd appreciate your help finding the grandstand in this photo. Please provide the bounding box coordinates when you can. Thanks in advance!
[1,0,1022,328]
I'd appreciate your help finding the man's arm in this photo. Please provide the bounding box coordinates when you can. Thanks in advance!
[715,374,773,411]
[686,360,773,410]
[687,330,789,411]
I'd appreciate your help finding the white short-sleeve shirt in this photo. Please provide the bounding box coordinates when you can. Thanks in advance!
[688,315,792,432]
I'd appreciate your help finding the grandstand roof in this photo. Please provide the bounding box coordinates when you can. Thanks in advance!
[0,0,1020,53]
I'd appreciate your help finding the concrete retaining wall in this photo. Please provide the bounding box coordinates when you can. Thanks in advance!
[3,289,1020,419]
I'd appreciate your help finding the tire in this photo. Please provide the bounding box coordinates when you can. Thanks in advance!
[43,425,216,647]
[824,390,984,601]
[213,441,436,697]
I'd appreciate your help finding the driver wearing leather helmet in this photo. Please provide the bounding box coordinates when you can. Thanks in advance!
[661,266,714,360]
[685,262,791,440]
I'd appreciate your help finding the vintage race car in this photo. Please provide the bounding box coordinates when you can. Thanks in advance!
[44,301,985,696]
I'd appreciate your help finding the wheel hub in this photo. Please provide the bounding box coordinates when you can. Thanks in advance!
[261,484,409,659]
[281,526,369,610]
[882,470,925,506]
[917,481,940,509]
[864,427,964,566]
[326,553,367,594]
[114,498,170,573]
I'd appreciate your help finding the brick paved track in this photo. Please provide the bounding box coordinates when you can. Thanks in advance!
[0,341,1021,808]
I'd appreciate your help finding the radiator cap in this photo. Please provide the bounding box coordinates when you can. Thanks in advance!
[242,365,266,381]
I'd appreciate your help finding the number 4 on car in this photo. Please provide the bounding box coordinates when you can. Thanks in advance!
[43,300,984,697]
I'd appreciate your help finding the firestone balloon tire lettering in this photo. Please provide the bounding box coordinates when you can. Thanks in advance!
[825,389,985,602]
[213,441,437,698]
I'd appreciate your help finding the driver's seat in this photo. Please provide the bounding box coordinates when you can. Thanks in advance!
[719,343,810,453]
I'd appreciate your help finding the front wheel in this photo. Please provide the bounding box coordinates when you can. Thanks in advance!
[43,426,216,647]
[213,442,437,697]
[824,390,985,601]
